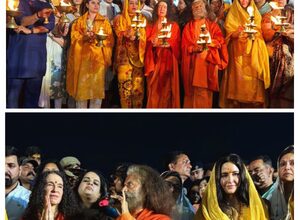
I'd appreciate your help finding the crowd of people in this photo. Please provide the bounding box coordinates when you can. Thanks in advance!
[5,145,294,219]
[6,0,294,108]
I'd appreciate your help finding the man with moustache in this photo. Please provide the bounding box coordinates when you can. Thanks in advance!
[5,146,31,220]
[116,165,174,220]
[19,158,39,190]
[248,155,275,198]
[181,0,228,108]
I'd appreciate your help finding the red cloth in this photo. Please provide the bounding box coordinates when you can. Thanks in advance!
[144,21,181,108]
[181,19,228,96]
[22,212,65,220]
[56,213,65,220]
[117,209,171,220]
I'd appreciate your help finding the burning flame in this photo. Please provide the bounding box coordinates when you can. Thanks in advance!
[161,24,172,32]
[139,19,146,28]
[132,15,138,22]
[247,6,254,17]
[98,27,104,35]
[131,18,146,28]
[7,0,19,11]
[271,16,280,25]
[158,24,172,38]
[269,1,284,10]
[60,0,72,6]
[166,31,171,38]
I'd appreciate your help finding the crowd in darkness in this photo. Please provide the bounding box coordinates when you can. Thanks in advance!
[6,0,294,108]
[5,144,294,220]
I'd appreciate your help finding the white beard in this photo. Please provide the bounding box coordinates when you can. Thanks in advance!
[193,10,207,20]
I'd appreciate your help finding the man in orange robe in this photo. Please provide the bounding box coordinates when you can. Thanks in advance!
[116,165,173,220]
[118,209,171,220]
[144,0,181,108]
[113,0,147,108]
[219,0,270,108]
[181,0,228,108]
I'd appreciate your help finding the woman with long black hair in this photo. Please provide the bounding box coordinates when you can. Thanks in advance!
[22,170,79,220]
[195,154,269,219]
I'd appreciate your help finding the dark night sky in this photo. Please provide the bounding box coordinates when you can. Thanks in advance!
[6,113,294,177]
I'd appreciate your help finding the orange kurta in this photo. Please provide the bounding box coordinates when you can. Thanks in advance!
[67,12,114,101]
[181,19,228,108]
[117,209,171,220]
[145,21,181,108]
[261,9,281,56]
[219,0,270,108]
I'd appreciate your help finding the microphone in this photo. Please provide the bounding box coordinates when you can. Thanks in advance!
[99,198,110,207]
[98,197,120,218]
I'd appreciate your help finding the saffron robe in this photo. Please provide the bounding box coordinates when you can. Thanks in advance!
[67,12,114,101]
[145,21,181,108]
[219,0,270,108]
[113,0,147,108]
[117,209,171,220]
[181,19,228,108]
